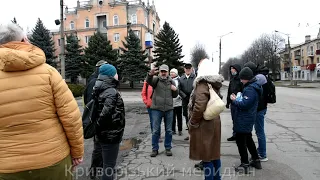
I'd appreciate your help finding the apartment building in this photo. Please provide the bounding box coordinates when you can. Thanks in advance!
[280,28,320,81]
[52,0,160,65]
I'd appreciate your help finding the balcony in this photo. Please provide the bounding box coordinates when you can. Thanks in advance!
[307,64,316,71]
[294,55,301,60]
[308,52,314,57]
[316,49,320,55]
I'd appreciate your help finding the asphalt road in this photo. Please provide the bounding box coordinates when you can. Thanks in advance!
[73,86,320,180]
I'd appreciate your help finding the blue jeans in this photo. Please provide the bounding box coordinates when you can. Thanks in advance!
[147,108,153,132]
[203,159,221,180]
[255,108,267,158]
[151,109,173,151]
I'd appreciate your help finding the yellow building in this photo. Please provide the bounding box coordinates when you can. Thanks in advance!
[280,29,320,81]
[52,0,160,66]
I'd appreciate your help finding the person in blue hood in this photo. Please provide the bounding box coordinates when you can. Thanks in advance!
[230,67,262,173]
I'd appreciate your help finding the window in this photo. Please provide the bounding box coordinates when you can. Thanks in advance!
[153,21,156,32]
[131,14,137,24]
[301,49,304,57]
[58,39,61,46]
[85,18,90,28]
[317,42,320,50]
[113,15,119,26]
[134,30,140,38]
[114,33,120,42]
[85,36,91,44]
[102,20,107,28]
[318,57,320,63]
[70,21,75,30]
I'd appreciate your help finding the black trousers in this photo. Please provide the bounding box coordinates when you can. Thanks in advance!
[236,132,259,164]
[182,98,190,126]
[90,137,103,178]
[172,106,183,132]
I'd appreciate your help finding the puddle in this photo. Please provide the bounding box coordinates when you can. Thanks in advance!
[120,138,142,151]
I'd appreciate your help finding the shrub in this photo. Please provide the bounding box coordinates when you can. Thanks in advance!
[68,84,85,97]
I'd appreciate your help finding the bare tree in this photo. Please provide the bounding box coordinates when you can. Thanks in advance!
[221,57,241,80]
[190,43,209,67]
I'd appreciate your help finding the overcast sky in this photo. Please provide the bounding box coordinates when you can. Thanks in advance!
[1,0,319,68]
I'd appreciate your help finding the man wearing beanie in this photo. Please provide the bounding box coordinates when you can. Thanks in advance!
[170,68,183,136]
[91,64,125,180]
[147,64,179,157]
[230,67,262,173]
[245,61,273,162]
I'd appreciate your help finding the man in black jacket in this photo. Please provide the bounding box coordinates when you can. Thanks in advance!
[83,60,108,105]
[226,64,243,141]
[178,63,196,141]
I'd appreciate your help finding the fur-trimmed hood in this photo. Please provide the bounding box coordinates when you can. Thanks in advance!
[193,74,224,90]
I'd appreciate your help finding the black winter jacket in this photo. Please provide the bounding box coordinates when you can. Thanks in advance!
[178,73,196,103]
[227,64,243,106]
[83,72,99,105]
[93,75,125,144]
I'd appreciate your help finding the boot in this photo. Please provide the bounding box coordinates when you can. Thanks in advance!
[227,136,236,141]
[150,150,158,157]
[165,149,173,156]
[250,159,262,169]
[235,163,250,174]
[178,131,182,136]
[194,161,204,170]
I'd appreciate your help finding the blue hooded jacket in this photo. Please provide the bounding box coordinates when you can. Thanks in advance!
[232,78,262,133]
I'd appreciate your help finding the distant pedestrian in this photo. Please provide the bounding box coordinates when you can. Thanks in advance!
[170,68,183,136]
[188,59,224,180]
[178,63,196,140]
[230,67,262,173]
[0,23,84,179]
[146,64,179,157]
[93,64,125,180]
[226,64,243,141]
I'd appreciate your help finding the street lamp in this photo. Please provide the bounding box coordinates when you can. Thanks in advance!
[275,30,294,85]
[218,32,233,74]
[54,0,66,79]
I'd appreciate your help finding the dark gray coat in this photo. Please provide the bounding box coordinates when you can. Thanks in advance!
[146,74,179,112]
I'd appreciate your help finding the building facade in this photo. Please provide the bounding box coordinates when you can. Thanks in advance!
[52,0,160,67]
[280,29,320,81]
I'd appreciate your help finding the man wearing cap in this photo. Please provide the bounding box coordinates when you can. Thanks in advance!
[178,63,196,140]
[146,64,179,157]
[82,60,107,180]
[83,60,108,105]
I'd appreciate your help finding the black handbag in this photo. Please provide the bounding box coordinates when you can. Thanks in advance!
[82,98,99,139]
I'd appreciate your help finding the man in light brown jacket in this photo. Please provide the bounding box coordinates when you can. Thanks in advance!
[0,23,84,179]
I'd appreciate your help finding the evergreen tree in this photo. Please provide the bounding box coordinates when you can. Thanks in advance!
[65,34,83,83]
[118,30,149,87]
[153,21,184,73]
[29,18,56,67]
[84,31,118,75]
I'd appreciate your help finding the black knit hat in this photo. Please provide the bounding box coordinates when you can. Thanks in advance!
[239,67,254,80]
[244,61,257,74]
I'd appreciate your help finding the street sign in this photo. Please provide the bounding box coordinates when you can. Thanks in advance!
[292,66,301,71]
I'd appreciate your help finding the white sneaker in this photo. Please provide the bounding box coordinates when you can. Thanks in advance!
[259,157,268,162]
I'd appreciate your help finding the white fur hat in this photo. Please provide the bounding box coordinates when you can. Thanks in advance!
[170,68,178,75]
[197,58,219,77]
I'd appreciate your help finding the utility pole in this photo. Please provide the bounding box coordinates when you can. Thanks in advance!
[287,36,293,85]
[60,0,66,79]
[218,32,232,74]
[219,38,222,74]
